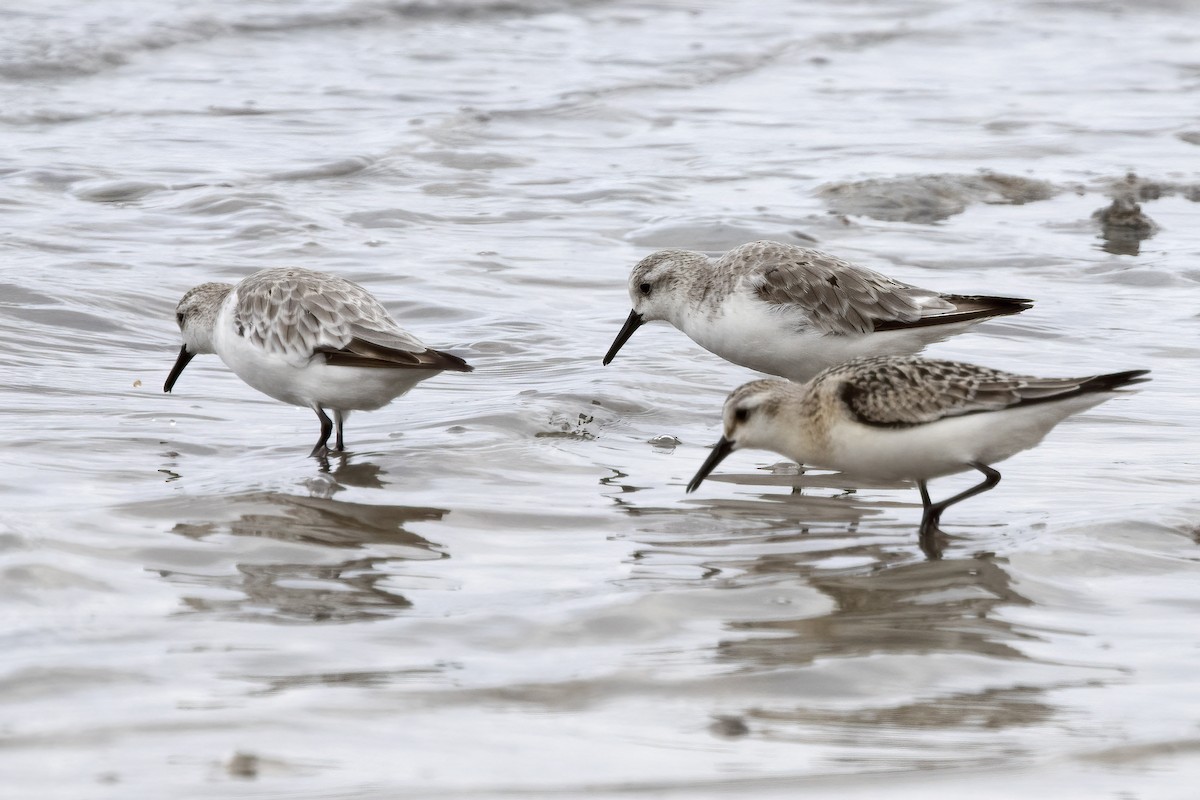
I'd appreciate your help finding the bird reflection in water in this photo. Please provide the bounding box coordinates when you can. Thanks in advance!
[620,482,1059,754]
[306,450,388,497]
[613,466,1043,663]
[720,553,1032,666]
[162,461,448,623]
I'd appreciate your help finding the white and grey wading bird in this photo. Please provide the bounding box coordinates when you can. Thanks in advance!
[165,267,472,457]
[603,240,1033,382]
[686,355,1148,538]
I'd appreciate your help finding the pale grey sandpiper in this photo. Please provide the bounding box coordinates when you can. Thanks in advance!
[165,267,472,457]
[603,240,1032,382]
[686,355,1148,540]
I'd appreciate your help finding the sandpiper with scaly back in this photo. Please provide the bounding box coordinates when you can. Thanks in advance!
[686,355,1148,549]
[165,267,472,457]
[603,240,1033,382]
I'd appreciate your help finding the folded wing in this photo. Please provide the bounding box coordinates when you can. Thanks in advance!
[836,357,1147,427]
[742,241,1029,335]
[233,267,472,371]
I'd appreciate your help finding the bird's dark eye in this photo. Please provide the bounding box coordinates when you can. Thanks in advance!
[176,312,185,327]
[734,407,750,423]
[639,282,652,296]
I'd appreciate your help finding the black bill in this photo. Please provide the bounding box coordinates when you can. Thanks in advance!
[163,345,195,393]
[685,436,735,493]
[601,309,644,365]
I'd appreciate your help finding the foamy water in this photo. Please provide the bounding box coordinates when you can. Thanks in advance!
[2,0,1198,796]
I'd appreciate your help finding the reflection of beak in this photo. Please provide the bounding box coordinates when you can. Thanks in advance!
[601,309,645,365]
[164,345,195,393]
[686,436,735,493]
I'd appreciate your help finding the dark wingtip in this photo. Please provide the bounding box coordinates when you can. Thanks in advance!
[437,350,474,373]
[1085,368,1151,392]
[1001,297,1035,313]
[953,294,1035,316]
[320,339,474,372]
[874,294,1034,333]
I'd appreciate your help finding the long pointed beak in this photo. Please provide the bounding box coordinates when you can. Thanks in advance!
[602,309,644,365]
[686,436,735,493]
[164,344,195,393]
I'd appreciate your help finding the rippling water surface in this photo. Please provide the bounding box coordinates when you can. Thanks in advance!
[2,0,1199,796]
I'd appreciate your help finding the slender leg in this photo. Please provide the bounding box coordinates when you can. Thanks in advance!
[332,410,346,452]
[918,462,1002,534]
[310,407,333,458]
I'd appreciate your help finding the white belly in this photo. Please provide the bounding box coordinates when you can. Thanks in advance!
[817,393,1113,481]
[680,294,979,382]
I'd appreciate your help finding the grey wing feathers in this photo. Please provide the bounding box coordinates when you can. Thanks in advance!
[742,242,942,335]
[234,268,471,371]
[836,357,1146,427]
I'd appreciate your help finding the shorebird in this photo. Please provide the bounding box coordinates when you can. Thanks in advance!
[686,355,1148,543]
[603,240,1032,381]
[165,267,472,457]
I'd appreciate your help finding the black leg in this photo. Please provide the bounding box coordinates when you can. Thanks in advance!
[918,462,1002,534]
[310,407,333,458]
[333,410,345,452]
[916,478,945,558]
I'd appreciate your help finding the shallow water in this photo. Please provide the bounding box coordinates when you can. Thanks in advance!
[2,0,1199,796]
